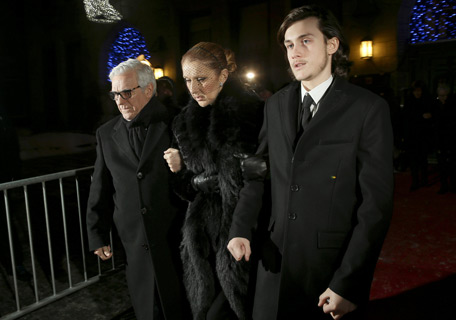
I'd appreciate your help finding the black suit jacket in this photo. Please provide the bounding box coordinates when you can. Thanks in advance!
[86,97,185,320]
[230,77,394,319]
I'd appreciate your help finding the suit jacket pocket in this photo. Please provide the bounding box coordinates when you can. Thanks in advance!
[318,232,347,249]
[260,236,282,273]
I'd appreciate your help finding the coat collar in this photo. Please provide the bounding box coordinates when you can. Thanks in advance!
[112,97,168,167]
[278,77,347,148]
[303,76,344,131]
[175,79,262,152]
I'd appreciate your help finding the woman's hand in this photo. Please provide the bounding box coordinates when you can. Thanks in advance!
[164,148,182,173]
[191,173,219,193]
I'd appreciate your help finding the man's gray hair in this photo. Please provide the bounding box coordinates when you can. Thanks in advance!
[109,58,157,95]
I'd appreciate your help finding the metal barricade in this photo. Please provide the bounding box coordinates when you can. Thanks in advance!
[0,167,122,320]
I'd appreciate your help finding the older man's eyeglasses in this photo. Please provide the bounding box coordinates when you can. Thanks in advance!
[109,85,141,100]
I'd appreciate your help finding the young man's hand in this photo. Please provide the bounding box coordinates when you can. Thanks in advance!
[318,288,357,319]
[227,238,251,261]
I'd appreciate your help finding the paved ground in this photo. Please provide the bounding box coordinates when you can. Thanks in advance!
[17,269,132,320]
[0,145,135,320]
[1,132,454,320]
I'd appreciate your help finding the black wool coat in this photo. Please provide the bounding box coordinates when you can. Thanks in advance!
[230,77,394,319]
[172,80,263,320]
[86,97,186,320]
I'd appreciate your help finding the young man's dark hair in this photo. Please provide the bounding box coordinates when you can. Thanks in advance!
[277,4,351,77]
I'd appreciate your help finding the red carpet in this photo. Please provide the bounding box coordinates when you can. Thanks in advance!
[370,171,456,300]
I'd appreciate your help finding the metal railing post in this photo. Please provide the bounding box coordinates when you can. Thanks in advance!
[0,166,125,320]
[23,185,39,302]
[41,181,56,295]
[3,189,20,311]
[59,178,72,288]
[75,176,88,282]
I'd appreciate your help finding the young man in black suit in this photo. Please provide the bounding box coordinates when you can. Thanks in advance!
[228,5,394,319]
[86,59,186,319]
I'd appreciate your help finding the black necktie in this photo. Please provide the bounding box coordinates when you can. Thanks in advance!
[294,94,314,149]
[300,94,314,131]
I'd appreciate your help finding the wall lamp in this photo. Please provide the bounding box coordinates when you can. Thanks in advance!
[360,38,373,59]
[246,71,255,81]
[153,67,164,79]
[136,55,164,78]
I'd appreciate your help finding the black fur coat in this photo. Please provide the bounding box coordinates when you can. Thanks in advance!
[172,79,263,320]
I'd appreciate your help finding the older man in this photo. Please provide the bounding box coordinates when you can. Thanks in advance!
[86,59,186,319]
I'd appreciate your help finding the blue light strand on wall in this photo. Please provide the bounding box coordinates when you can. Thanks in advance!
[107,27,151,80]
[410,0,456,44]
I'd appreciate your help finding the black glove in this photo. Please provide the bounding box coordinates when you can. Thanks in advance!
[234,153,268,181]
[191,173,219,193]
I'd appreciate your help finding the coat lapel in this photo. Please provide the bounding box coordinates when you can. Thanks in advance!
[278,81,301,147]
[292,77,348,155]
[112,117,139,166]
[301,77,346,135]
[138,121,167,169]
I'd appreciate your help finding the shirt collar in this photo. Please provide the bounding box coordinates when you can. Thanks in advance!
[300,75,334,105]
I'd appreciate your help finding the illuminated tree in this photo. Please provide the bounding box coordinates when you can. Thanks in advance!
[107,27,151,79]
[410,0,456,44]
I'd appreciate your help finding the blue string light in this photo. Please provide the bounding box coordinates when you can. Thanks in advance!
[107,27,151,79]
[410,0,456,44]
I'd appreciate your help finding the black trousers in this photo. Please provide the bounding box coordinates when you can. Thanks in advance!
[206,290,237,320]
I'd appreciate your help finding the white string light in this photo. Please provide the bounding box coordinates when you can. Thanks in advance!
[83,0,122,23]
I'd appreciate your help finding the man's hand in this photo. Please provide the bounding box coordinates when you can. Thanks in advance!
[227,237,251,262]
[94,245,112,261]
[163,148,182,173]
[318,288,357,319]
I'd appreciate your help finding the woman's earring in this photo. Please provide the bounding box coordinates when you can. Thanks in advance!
[220,82,223,87]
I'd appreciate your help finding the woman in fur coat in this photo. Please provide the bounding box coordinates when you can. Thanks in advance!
[164,42,263,320]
